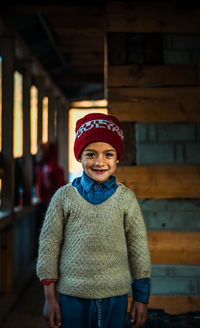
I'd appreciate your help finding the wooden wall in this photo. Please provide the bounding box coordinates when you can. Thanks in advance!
[105,1,200,314]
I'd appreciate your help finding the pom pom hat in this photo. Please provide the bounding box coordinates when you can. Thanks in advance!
[74,113,124,161]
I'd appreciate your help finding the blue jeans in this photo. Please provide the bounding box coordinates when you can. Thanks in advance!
[59,294,128,328]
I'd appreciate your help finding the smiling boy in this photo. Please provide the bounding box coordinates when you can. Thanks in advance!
[37,113,151,328]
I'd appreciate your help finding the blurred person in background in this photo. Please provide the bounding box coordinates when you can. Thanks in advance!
[35,141,65,235]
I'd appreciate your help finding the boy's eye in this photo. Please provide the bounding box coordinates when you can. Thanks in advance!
[86,152,95,158]
[105,152,114,157]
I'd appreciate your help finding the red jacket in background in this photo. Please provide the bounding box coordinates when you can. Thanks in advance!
[36,142,65,205]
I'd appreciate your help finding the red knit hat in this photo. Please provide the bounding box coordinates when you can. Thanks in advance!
[74,113,124,161]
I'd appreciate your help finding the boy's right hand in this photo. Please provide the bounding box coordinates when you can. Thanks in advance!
[43,299,62,328]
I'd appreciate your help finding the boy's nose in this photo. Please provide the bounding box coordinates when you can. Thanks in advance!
[95,155,105,166]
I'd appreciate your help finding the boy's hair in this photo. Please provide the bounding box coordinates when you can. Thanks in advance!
[74,113,124,161]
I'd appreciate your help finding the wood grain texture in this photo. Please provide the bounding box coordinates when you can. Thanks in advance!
[107,65,198,87]
[148,232,200,265]
[115,165,200,198]
[108,87,200,122]
[106,2,200,33]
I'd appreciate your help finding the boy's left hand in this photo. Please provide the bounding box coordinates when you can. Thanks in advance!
[130,301,147,328]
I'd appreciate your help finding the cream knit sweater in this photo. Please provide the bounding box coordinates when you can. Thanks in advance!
[36,183,151,299]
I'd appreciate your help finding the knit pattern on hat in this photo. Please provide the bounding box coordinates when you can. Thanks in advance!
[74,113,124,161]
[36,184,151,299]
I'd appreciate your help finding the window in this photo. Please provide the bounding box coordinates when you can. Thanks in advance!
[13,71,23,158]
[30,86,38,155]
[42,96,48,143]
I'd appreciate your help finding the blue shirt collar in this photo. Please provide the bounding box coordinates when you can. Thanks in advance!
[80,171,116,192]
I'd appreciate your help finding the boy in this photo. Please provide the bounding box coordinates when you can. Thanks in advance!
[36,113,151,328]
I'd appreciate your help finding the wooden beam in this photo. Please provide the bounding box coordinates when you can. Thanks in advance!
[115,165,200,198]
[69,53,104,67]
[148,231,200,265]
[106,2,200,33]
[108,87,200,122]
[128,296,200,315]
[12,4,104,21]
[1,36,15,210]
[107,65,198,87]
[58,73,104,86]
[37,76,45,145]
[48,94,56,142]
[57,102,69,182]
[49,8,104,32]
[22,61,32,206]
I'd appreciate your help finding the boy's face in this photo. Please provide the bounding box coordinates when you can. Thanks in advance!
[79,142,118,183]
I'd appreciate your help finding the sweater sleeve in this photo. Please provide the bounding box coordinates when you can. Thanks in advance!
[125,190,151,280]
[36,187,66,281]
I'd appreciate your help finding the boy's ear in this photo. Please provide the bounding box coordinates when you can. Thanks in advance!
[117,160,119,163]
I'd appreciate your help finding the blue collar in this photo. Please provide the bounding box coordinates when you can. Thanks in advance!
[80,171,116,192]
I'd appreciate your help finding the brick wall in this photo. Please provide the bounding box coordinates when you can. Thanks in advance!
[135,123,200,165]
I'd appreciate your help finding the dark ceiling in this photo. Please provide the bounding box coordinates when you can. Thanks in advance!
[0,1,107,100]
[0,0,190,100]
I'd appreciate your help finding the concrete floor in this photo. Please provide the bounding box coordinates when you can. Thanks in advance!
[1,278,200,328]
[1,278,48,328]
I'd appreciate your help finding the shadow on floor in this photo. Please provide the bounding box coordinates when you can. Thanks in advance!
[1,278,200,328]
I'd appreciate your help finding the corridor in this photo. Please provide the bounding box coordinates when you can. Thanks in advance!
[0,2,200,327]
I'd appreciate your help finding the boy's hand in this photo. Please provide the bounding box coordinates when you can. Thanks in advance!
[130,301,147,328]
[43,298,62,328]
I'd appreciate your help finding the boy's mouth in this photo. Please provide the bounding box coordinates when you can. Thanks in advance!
[92,169,108,174]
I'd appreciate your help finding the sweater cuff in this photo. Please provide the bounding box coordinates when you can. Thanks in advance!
[41,279,57,285]
[131,278,150,304]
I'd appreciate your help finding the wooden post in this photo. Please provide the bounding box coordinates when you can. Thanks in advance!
[22,60,33,206]
[0,36,15,293]
[48,93,56,142]
[1,36,15,211]
[57,100,69,181]
[37,76,44,146]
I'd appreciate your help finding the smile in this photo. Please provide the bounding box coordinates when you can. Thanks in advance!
[92,169,108,174]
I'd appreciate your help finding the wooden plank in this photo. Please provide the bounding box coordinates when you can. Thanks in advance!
[108,87,200,122]
[9,3,104,19]
[115,165,200,198]
[59,37,104,51]
[119,122,136,166]
[58,73,103,86]
[69,52,104,67]
[107,65,198,87]
[148,232,200,265]
[128,296,200,314]
[106,2,200,33]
